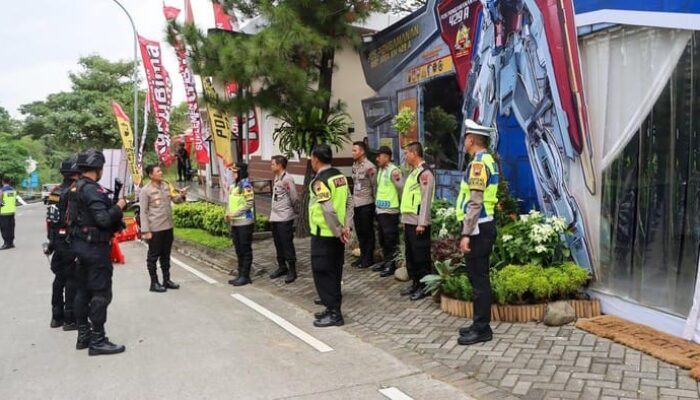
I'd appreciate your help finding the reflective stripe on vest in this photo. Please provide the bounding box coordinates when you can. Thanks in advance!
[375,164,400,209]
[0,189,17,215]
[308,170,348,237]
[227,184,252,221]
[400,165,425,215]
[455,153,498,221]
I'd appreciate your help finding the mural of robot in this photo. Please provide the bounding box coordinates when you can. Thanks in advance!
[462,0,596,269]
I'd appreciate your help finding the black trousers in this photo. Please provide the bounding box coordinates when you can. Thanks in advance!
[404,224,432,285]
[464,221,497,332]
[146,229,174,281]
[353,204,375,267]
[50,239,77,323]
[177,161,186,181]
[271,220,296,268]
[231,224,254,278]
[376,213,400,264]
[72,238,113,332]
[311,236,345,311]
[0,214,15,245]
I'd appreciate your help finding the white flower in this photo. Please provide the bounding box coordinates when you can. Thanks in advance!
[519,214,530,222]
[438,224,449,238]
[502,234,513,242]
[534,245,547,254]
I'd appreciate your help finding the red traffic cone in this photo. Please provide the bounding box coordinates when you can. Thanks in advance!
[111,238,126,264]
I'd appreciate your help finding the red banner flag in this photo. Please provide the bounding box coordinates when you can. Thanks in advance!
[163,3,210,165]
[184,0,194,24]
[438,0,482,92]
[213,1,239,31]
[163,5,180,21]
[138,35,175,166]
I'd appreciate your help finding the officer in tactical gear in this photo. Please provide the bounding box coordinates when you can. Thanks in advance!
[308,144,354,328]
[44,156,81,330]
[226,162,255,287]
[0,176,17,250]
[372,146,404,278]
[69,149,127,355]
[456,120,499,346]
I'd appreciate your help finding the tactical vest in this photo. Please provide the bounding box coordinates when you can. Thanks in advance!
[0,187,16,215]
[400,164,432,215]
[375,164,400,210]
[227,181,254,221]
[66,179,114,243]
[455,152,499,221]
[309,168,348,237]
[46,181,73,241]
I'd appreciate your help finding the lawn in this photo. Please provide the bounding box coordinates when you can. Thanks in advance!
[174,228,232,251]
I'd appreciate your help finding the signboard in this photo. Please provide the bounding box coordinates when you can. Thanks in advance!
[22,171,39,189]
[437,0,482,91]
[407,55,454,85]
[362,97,394,128]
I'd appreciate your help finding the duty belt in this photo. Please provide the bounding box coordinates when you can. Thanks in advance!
[71,226,112,244]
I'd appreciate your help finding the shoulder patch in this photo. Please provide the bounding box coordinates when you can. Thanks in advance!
[392,169,402,181]
[468,161,487,191]
[313,180,331,202]
[333,177,347,188]
[420,172,430,186]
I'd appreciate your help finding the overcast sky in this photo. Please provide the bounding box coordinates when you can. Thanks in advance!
[0,0,218,119]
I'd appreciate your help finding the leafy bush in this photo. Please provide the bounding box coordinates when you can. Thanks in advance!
[173,201,270,237]
[431,199,462,240]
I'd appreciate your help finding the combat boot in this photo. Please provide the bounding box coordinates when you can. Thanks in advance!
[228,276,251,286]
[269,265,288,280]
[284,262,297,284]
[76,324,91,350]
[163,270,180,289]
[88,330,126,356]
[313,309,344,328]
[62,322,78,331]
[149,273,166,293]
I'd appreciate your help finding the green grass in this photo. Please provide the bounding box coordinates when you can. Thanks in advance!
[174,228,232,251]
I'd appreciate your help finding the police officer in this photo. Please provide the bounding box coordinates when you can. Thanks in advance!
[140,164,188,292]
[399,142,435,301]
[226,162,255,287]
[69,149,127,355]
[0,176,17,250]
[268,155,299,283]
[456,120,499,346]
[351,141,377,269]
[44,156,81,330]
[372,146,404,278]
[309,144,354,327]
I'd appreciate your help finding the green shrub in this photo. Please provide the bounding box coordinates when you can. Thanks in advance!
[174,228,231,251]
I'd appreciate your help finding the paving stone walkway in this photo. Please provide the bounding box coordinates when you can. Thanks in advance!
[176,236,700,400]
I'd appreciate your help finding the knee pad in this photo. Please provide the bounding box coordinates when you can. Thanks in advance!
[91,290,113,308]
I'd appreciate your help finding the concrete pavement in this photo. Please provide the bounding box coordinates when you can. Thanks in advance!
[0,202,473,400]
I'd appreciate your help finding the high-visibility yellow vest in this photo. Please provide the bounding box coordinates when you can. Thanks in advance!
[400,164,433,215]
[375,163,400,209]
[455,152,499,221]
[0,187,17,215]
[227,180,254,221]
[308,168,348,237]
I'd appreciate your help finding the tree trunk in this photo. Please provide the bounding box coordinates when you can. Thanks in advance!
[295,159,315,238]
[318,46,336,118]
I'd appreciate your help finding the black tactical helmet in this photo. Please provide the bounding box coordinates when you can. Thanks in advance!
[59,155,80,174]
[76,149,106,170]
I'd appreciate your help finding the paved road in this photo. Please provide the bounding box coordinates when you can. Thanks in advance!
[0,202,472,400]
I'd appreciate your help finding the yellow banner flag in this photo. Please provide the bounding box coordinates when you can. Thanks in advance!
[201,77,234,167]
[111,101,142,186]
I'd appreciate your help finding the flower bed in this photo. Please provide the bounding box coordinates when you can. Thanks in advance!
[440,296,601,322]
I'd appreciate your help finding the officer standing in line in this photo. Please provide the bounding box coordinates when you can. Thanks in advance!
[456,120,499,346]
[372,146,404,278]
[226,162,255,287]
[69,149,127,355]
[268,155,299,284]
[139,164,188,293]
[351,141,377,269]
[44,156,81,330]
[399,142,435,301]
[308,144,354,327]
[0,176,17,250]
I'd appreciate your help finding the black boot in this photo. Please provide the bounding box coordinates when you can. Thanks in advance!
[458,327,493,346]
[149,272,166,293]
[379,262,397,278]
[269,265,288,280]
[400,282,419,296]
[163,270,179,289]
[50,317,64,328]
[0,243,14,250]
[76,324,91,350]
[50,306,63,328]
[314,308,331,320]
[371,262,387,272]
[88,330,126,356]
[284,262,297,284]
[314,309,344,327]
[63,321,78,331]
[410,285,429,301]
[228,276,251,286]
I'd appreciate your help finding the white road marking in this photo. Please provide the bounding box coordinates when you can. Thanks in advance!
[171,256,218,284]
[379,387,415,400]
[231,293,334,353]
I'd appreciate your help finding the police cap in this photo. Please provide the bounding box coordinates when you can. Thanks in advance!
[464,119,495,138]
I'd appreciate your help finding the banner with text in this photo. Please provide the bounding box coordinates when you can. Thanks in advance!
[111,101,142,186]
[437,0,482,92]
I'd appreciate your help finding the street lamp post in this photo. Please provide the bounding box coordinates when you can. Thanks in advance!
[111,0,139,157]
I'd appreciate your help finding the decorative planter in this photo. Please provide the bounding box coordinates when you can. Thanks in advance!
[440,295,601,323]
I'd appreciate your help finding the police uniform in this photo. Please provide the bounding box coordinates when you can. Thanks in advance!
[69,150,126,355]
[352,157,377,268]
[45,158,80,330]
[0,183,17,249]
[400,161,435,301]
[309,165,354,327]
[227,171,255,286]
[374,161,403,277]
[456,121,499,346]
[269,171,299,283]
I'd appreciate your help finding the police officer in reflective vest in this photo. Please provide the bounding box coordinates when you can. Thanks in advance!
[351,141,377,269]
[456,120,499,346]
[309,144,354,327]
[44,156,81,330]
[0,176,17,250]
[373,146,404,278]
[400,142,435,301]
[226,162,255,287]
[69,149,127,355]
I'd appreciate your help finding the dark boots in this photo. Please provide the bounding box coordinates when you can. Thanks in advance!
[50,306,63,328]
[229,260,252,286]
[269,265,288,280]
[149,270,166,293]
[163,269,179,290]
[229,276,251,286]
[88,330,125,356]
[313,309,344,327]
[285,262,297,284]
[76,324,91,350]
[379,261,397,278]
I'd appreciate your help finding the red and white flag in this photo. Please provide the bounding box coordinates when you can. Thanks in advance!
[184,0,194,24]
[212,0,239,31]
[138,35,175,166]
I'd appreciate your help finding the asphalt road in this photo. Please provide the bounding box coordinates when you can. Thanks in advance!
[0,202,473,400]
